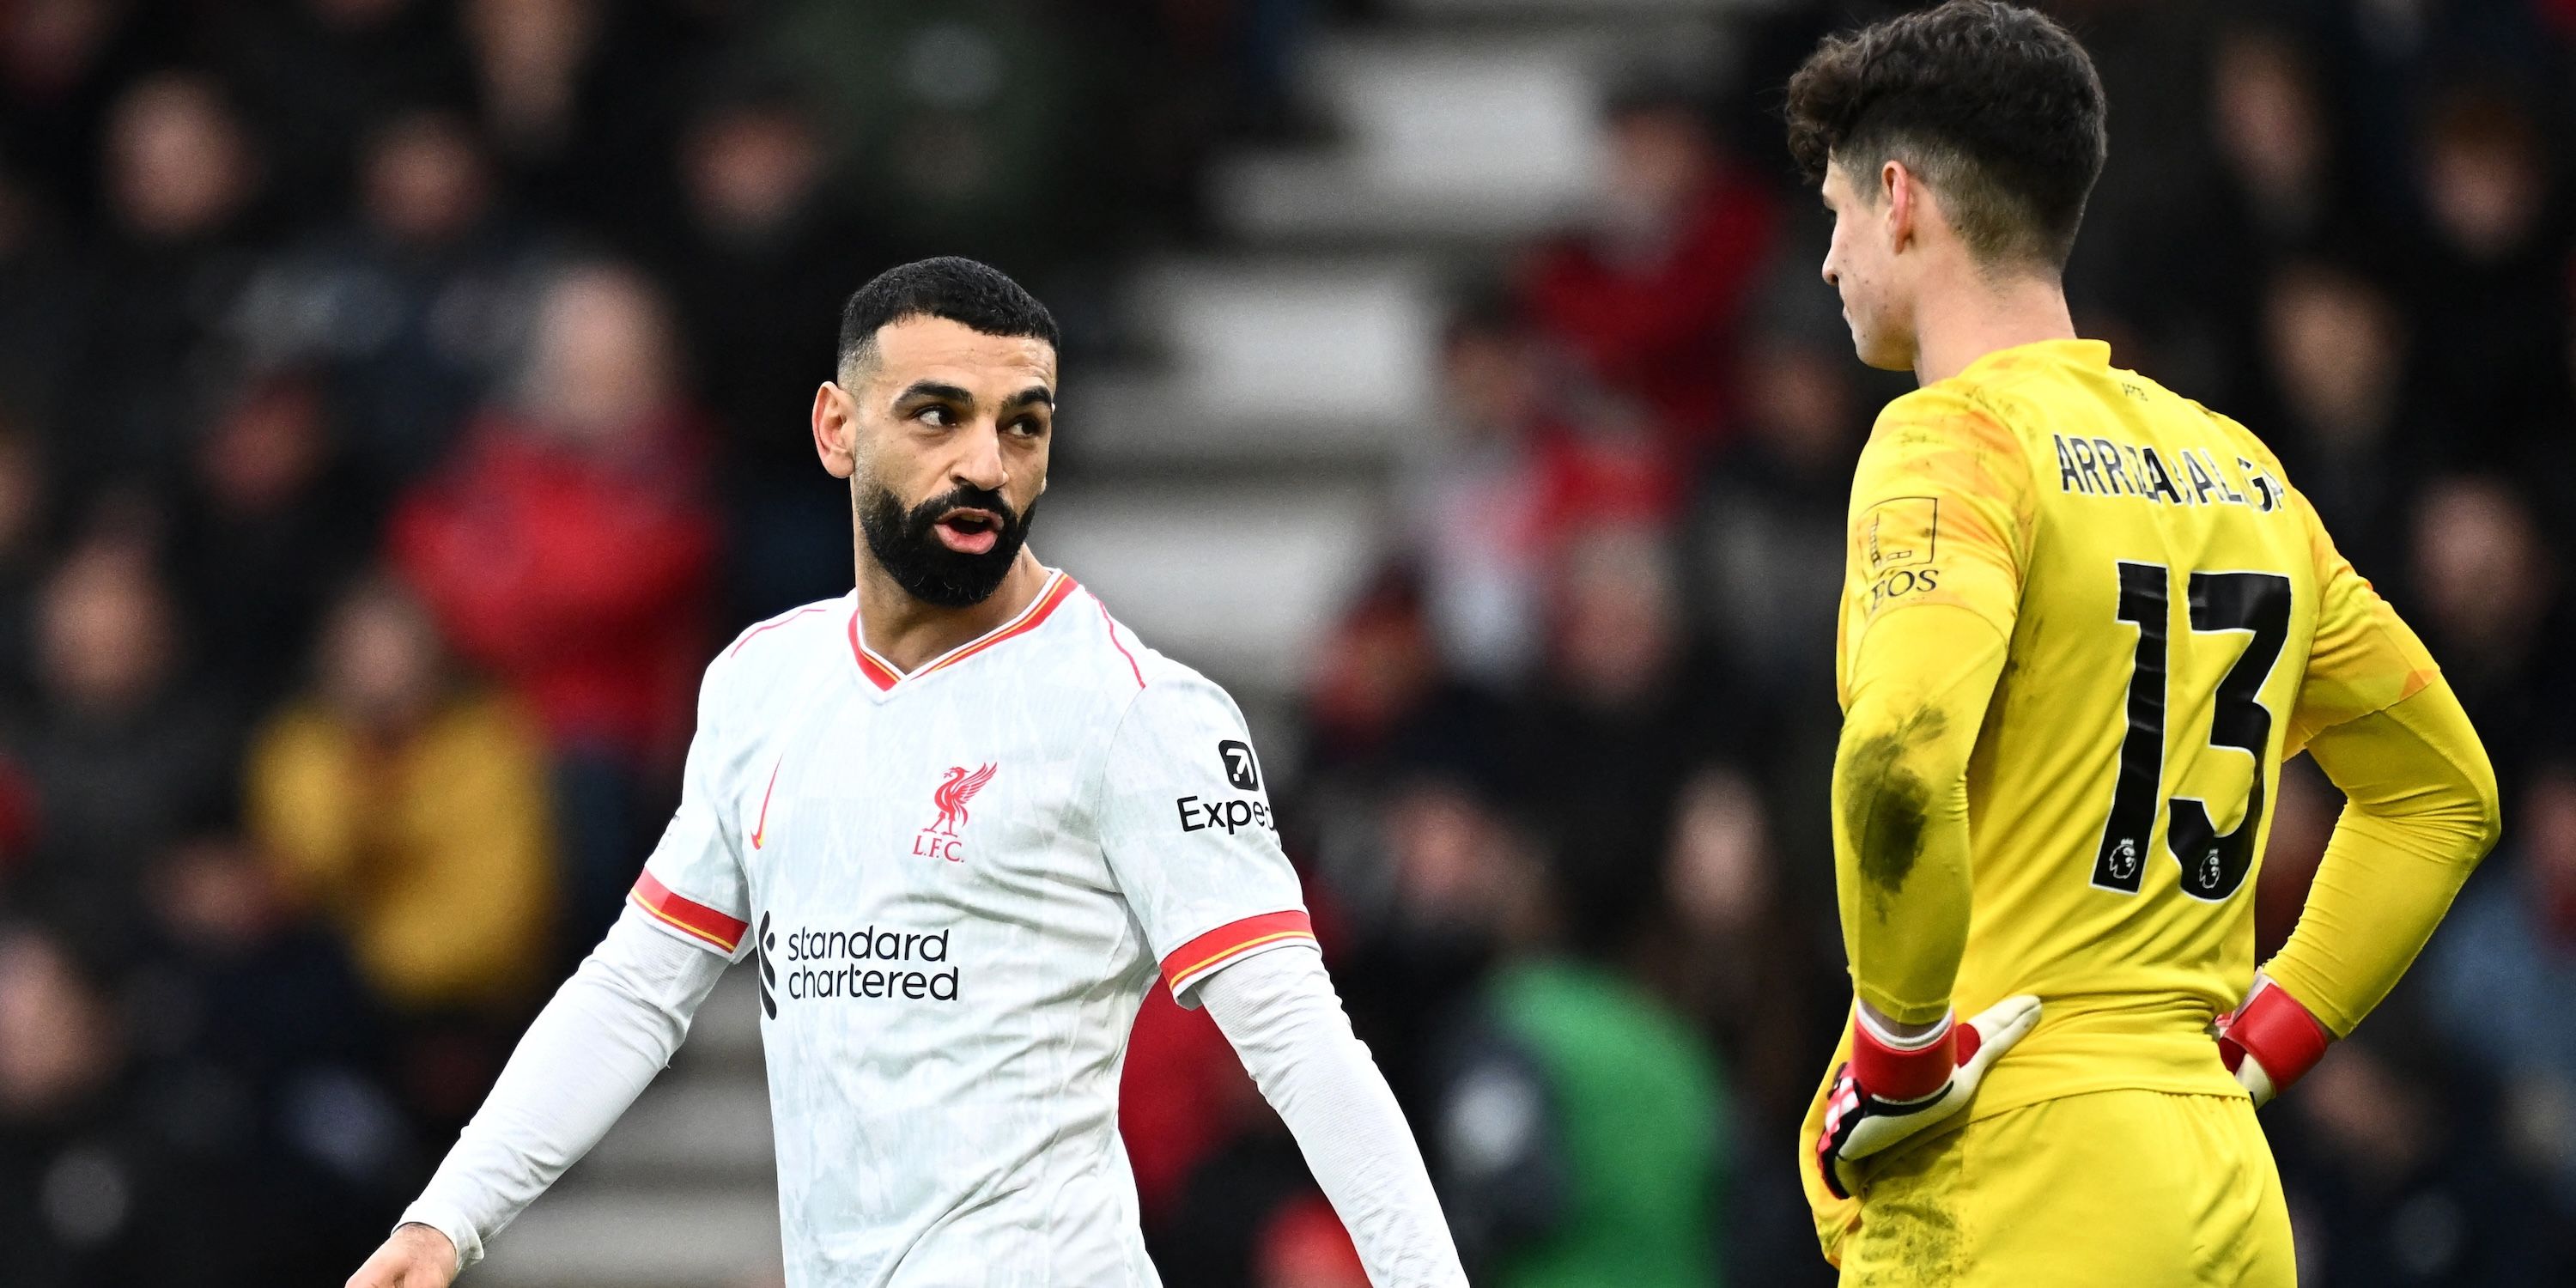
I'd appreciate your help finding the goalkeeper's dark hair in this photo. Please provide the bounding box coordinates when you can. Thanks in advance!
[1784,0,2107,271]
[835,257,1060,381]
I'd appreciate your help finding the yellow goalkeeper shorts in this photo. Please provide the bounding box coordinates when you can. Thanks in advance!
[1838,1089,2293,1287]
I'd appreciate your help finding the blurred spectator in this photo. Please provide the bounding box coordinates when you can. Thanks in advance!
[1520,87,1779,452]
[246,575,557,1016]
[2403,477,2567,788]
[0,921,197,1286]
[763,0,1117,274]
[389,260,715,942]
[0,424,53,708]
[2403,84,2569,471]
[64,72,270,496]
[1683,331,1853,708]
[129,836,410,1280]
[0,0,158,220]
[1123,979,1244,1224]
[2127,19,2357,392]
[1653,765,1820,1141]
[2427,765,2576,1211]
[1676,325,1856,886]
[1649,765,1830,1287]
[0,162,85,440]
[4,540,237,955]
[234,106,553,491]
[206,0,473,214]
[168,370,373,705]
[1255,1194,1370,1288]
[1425,833,1727,1287]
[459,0,692,233]
[2208,23,2341,252]
[1512,526,1729,954]
[1396,300,1559,686]
[1419,306,1680,690]
[659,80,877,621]
[2274,1020,2554,1285]
[1333,777,1537,1109]
[2246,258,2420,580]
[1297,570,1522,927]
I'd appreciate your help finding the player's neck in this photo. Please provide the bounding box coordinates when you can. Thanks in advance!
[1909,270,2077,386]
[854,550,1052,674]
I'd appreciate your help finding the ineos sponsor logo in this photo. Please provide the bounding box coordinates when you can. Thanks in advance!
[1176,794,1276,835]
[1868,567,1941,611]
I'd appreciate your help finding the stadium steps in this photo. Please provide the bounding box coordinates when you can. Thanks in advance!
[1049,9,1731,696]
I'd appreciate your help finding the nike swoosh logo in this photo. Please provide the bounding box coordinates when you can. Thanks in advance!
[750,755,783,849]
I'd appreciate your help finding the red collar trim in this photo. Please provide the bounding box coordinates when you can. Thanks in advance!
[847,571,1076,691]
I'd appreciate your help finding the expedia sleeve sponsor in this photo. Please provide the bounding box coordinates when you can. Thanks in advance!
[1094,672,1312,1008]
[774,922,962,1003]
[1175,793,1277,835]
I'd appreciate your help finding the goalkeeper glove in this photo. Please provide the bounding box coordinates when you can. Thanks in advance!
[2213,974,2332,1107]
[1814,994,2041,1200]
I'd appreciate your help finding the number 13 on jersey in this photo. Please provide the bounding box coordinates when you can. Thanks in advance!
[2092,562,2293,902]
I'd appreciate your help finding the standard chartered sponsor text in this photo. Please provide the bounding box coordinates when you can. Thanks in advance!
[780,924,961,1002]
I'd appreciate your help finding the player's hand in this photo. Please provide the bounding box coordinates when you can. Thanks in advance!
[347,1223,461,1288]
[2213,974,2332,1108]
[1814,994,2041,1200]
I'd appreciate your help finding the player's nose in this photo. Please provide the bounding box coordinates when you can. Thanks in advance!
[951,421,1010,489]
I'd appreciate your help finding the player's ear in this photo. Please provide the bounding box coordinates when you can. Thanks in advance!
[812,381,858,479]
[1882,160,1917,253]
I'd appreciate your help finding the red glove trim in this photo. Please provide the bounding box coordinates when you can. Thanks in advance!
[2216,980,2332,1094]
[1850,1011,1959,1104]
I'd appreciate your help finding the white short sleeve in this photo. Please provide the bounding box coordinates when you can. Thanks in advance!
[1096,671,1314,1005]
[630,657,753,960]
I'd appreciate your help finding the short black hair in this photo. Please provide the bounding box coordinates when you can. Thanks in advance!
[835,257,1060,380]
[1785,0,2107,270]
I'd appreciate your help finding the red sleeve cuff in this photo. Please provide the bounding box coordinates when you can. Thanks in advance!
[2219,979,2333,1091]
[1160,910,1316,996]
[1850,1009,1959,1103]
[629,869,750,955]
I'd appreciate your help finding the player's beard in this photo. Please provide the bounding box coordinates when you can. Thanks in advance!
[857,478,1037,608]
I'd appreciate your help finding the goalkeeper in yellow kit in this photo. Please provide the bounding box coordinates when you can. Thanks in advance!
[1781,3,2503,1283]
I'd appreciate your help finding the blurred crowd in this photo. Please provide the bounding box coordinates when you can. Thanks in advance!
[0,0,1274,1282]
[1,1,2573,1286]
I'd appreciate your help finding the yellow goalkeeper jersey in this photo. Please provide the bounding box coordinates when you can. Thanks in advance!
[1826,338,2439,1111]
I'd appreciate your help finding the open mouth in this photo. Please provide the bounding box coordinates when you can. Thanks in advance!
[934,507,1003,555]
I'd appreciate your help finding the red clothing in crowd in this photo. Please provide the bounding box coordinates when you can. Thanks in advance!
[390,411,718,762]
[1526,419,1686,541]
[1119,981,1244,1220]
[1522,169,1780,449]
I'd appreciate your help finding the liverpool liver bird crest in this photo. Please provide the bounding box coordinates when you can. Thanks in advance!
[931,763,996,836]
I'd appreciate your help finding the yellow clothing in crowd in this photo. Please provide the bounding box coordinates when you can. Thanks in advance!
[249,690,559,1013]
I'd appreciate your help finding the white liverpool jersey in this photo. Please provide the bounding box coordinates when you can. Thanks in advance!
[628,568,1315,1287]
